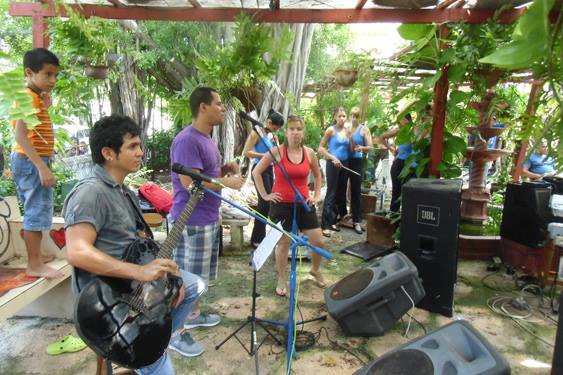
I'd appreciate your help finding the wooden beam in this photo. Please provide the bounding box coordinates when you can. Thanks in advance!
[32,14,49,48]
[355,0,368,10]
[9,2,530,24]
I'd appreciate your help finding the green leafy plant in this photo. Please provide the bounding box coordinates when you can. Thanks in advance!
[195,13,291,103]
[0,175,16,197]
[480,0,562,168]
[484,190,505,236]
[144,130,178,172]
[0,57,40,129]
[51,2,115,66]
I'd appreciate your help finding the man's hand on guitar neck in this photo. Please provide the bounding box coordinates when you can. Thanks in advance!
[138,259,181,282]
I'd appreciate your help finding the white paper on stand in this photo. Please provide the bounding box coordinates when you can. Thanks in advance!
[252,222,283,271]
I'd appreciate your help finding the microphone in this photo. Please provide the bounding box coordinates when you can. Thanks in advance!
[238,111,264,128]
[172,163,224,187]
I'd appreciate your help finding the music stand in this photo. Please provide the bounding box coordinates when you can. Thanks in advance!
[215,226,284,374]
[203,188,332,374]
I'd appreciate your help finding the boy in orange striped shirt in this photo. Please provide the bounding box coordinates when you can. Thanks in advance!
[11,48,62,278]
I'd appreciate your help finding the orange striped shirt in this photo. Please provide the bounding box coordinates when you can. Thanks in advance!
[12,88,55,157]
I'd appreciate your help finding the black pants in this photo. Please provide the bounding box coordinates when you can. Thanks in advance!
[322,160,349,229]
[348,157,363,223]
[250,164,273,244]
[390,158,415,213]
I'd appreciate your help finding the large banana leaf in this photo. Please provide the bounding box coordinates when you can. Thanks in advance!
[479,0,556,70]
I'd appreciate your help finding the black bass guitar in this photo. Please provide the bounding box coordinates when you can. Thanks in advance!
[74,183,205,369]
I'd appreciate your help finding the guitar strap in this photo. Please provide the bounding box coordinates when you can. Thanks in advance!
[124,190,154,240]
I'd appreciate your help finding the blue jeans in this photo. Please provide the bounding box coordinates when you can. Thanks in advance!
[10,153,53,231]
[136,270,206,375]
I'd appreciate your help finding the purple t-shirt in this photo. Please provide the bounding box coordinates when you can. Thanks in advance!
[170,125,221,225]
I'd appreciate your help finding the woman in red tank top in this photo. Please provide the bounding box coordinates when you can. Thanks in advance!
[252,116,326,297]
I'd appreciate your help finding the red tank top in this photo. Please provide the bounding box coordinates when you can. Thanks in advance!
[272,146,311,203]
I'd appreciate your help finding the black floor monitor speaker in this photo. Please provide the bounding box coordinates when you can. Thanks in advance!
[354,320,511,375]
[500,182,553,248]
[324,251,425,336]
[400,178,462,317]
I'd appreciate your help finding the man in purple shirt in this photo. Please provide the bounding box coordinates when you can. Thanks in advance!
[169,87,244,356]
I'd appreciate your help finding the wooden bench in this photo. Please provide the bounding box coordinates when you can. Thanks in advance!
[0,196,71,320]
[222,217,250,251]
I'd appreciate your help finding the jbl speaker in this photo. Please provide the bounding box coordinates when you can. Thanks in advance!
[354,320,510,375]
[324,251,425,337]
[400,178,462,317]
[500,182,553,248]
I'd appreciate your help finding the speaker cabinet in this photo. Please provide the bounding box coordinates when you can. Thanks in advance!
[354,320,510,375]
[400,178,462,317]
[324,251,424,337]
[500,182,553,248]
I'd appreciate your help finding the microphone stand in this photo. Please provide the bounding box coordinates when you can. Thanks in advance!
[240,114,330,373]
[204,187,331,375]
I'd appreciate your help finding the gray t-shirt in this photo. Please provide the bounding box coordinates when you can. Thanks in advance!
[63,165,141,291]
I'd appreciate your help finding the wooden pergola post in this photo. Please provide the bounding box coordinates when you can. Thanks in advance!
[32,13,49,48]
[510,81,543,181]
[429,25,450,177]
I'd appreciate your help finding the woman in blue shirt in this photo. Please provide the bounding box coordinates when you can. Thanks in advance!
[522,141,557,180]
[242,109,284,247]
[318,107,350,237]
[376,113,416,213]
[348,107,373,234]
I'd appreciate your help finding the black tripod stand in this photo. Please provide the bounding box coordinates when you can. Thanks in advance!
[215,259,283,374]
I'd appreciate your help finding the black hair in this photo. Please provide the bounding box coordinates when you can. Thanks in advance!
[23,48,59,73]
[190,86,217,119]
[267,109,284,127]
[90,115,141,165]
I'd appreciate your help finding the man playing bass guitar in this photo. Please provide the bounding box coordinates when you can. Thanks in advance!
[64,115,207,374]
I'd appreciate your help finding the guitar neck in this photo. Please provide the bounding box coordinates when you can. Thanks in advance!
[157,185,205,259]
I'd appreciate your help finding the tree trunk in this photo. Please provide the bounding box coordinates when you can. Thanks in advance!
[259,24,316,121]
[213,103,237,163]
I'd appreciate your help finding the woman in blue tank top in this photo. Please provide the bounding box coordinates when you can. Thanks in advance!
[318,107,351,237]
[242,109,284,247]
[348,107,373,234]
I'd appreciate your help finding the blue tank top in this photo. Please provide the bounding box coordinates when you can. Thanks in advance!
[396,142,413,161]
[328,126,350,161]
[351,125,366,159]
[252,133,274,164]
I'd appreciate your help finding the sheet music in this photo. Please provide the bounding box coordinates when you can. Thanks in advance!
[252,222,283,271]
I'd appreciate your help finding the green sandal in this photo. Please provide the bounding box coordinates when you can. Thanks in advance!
[46,335,87,355]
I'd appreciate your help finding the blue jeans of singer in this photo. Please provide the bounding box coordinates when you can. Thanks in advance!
[136,270,206,375]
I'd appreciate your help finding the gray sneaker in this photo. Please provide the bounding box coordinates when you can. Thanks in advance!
[168,331,204,357]
[184,312,221,329]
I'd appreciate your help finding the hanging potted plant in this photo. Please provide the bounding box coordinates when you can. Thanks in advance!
[333,68,358,87]
[196,13,291,112]
[51,3,116,79]
[333,51,374,88]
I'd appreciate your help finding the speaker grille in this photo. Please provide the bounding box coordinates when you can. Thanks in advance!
[365,349,434,375]
[330,268,373,300]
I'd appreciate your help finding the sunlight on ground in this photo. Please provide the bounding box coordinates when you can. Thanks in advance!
[520,358,551,369]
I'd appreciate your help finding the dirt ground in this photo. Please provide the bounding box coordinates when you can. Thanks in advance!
[0,223,558,375]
